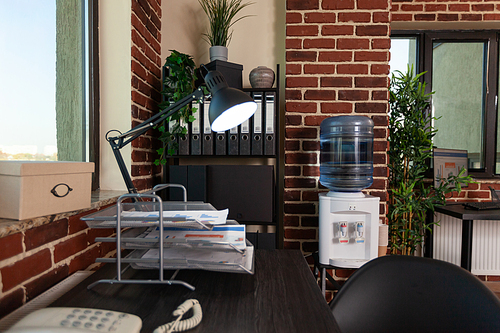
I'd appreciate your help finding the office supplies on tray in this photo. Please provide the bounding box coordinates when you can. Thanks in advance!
[81,186,254,290]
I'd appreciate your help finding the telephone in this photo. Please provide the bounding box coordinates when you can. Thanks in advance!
[5,307,142,333]
[6,299,202,333]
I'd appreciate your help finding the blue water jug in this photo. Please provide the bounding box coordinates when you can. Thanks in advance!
[320,116,374,192]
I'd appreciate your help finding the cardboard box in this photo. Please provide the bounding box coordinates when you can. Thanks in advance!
[0,161,94,220]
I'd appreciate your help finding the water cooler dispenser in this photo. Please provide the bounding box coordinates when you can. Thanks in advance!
[318,116,380,268]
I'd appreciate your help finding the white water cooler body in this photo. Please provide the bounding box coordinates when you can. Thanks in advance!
[319,191,379,268]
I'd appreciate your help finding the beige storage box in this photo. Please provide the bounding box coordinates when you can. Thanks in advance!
[0,161,94,220]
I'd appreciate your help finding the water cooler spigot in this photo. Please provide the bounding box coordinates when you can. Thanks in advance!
[339,222,349,244]
[355,221,365,243]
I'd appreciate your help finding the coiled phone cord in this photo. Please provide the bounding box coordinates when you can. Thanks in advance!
[153,299,202,333]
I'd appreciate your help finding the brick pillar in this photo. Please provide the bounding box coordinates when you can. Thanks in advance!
[131,0,162,191]
[285,0,390,253]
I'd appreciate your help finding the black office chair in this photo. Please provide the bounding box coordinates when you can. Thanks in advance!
[330,255,500,333]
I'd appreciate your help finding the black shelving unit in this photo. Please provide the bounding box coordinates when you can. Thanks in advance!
[163,65,283,249]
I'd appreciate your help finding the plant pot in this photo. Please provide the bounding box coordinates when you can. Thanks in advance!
[249,66,275,88]
[210,46,228,62]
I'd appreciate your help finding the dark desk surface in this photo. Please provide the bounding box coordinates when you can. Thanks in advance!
[50,249,340,333]
[435,204,500,220]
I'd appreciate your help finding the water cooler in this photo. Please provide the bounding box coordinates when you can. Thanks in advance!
[318,116,380,268]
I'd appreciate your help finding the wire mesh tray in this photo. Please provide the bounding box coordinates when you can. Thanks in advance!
[96,241,254,275]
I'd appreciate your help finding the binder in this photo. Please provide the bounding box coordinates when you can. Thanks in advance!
[168,119,178,156]
[190,100,202,155]
[251,92,263,155]
[264,92,276,156]
[239,118,250,155]
[215,130,227,155]
[178,118,189,155]
[202,97,214,155]
[228,126,239,155]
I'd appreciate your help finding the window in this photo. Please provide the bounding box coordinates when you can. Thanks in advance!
[390,31,499,178]
[0,0,99,188]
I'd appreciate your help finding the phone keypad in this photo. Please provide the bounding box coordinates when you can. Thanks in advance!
[59,309,128,331]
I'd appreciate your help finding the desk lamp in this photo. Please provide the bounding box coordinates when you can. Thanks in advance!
[106,68,257,193]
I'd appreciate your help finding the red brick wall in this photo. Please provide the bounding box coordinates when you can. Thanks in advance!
[285,0,391,254]
[131,0,163,191]
[391,0,500,22]
[0,206,116,319]
[286,0,500,299]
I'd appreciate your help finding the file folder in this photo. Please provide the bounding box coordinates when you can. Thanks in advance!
[202,97,214,155]
[215,131,227,155]
[190,100,202,155]
[264,92,276,156]
[228,126,239,155]
[239,118,250,155]
[178,118,189,155]
[251,92,263,155]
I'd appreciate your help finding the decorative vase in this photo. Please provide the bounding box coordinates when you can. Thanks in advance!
[209,46,228,62]
[249,66,275,88]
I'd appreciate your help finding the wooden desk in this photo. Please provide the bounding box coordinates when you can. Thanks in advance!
[430,204,500,271]
[49,249,340,333]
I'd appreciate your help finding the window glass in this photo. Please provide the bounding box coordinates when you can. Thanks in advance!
[431,42,486,169]
[389,37,418,77]
[0,0,90,162]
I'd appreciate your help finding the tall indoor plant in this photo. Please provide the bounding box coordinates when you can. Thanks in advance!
[388,67,474,255]
[155,50,198,164]
[198,0,254,61]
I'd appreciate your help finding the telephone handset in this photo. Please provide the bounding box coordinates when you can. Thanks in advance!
[154,299,203,333]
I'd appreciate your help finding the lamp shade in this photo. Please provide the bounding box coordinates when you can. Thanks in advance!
[204,70,257,132]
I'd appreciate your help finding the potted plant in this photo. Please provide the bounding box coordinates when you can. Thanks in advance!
[387,66,474,255]
[198,0,254,62]
[155,50,199,164]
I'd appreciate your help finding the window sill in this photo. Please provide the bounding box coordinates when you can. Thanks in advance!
[0,190,127,239]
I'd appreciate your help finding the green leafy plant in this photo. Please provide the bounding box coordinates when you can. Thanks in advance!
[198,0,254,47]
[155,50,198,165]
[388,66,475,255]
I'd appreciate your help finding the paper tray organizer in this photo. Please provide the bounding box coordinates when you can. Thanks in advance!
[81,184,255,290]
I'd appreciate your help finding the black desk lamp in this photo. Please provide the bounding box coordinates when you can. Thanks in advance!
[106,68,257,193]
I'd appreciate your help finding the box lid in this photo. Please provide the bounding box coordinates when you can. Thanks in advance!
[205,60,243,71]
[0,161,95,176]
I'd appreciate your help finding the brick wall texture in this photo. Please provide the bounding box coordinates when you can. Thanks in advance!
[0,205,116,319]
[0,0,162,320]
[130,0,163,191]
[285,0,500,299]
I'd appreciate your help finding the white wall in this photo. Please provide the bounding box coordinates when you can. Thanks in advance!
[99,0,132,191]
[161,0,286,88]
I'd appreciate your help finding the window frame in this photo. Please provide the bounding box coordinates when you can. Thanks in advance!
[391,30,499,179]
[87,0,100,190]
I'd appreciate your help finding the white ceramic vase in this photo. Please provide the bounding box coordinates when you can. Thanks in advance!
[209,46,228,62]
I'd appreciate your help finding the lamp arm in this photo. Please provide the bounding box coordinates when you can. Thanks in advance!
[107,87,205,193]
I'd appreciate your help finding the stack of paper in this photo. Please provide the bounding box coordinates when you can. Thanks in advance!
[144,220,246,250]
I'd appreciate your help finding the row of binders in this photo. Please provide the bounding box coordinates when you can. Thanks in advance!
[169,91,277,156]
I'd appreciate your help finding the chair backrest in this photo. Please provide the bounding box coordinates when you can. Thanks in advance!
[330,255,500,333]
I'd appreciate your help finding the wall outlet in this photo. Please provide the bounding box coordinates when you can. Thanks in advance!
[348,203,356,211]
